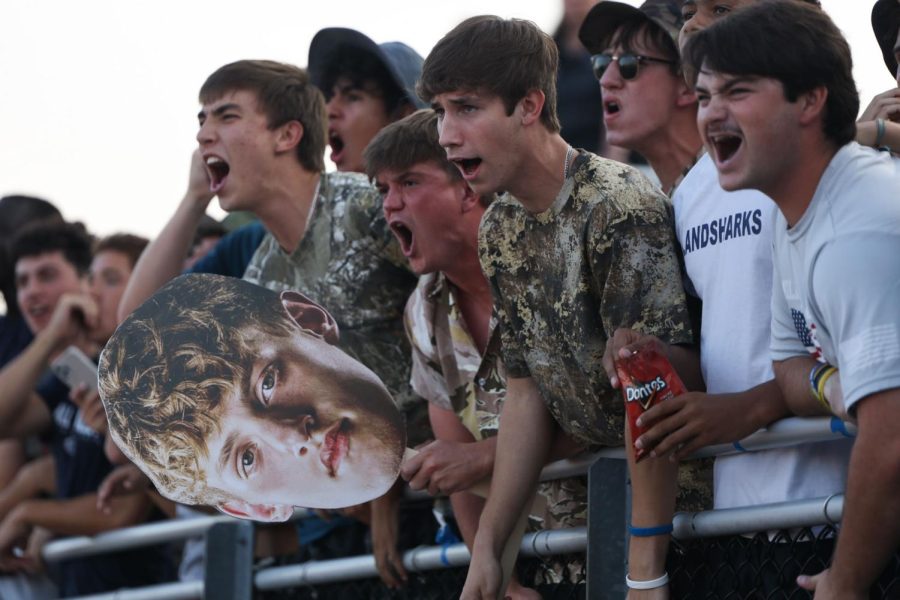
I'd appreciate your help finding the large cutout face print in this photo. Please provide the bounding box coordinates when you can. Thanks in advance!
[98,274,405,522]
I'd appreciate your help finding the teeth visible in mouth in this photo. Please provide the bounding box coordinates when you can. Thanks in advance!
[605,101,620,114]
[711,134,742,162]
[205,156,230,188]
[454,158,482,176]
[390,222,414,254]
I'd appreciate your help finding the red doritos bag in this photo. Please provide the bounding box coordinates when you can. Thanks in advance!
[615,346,687,462]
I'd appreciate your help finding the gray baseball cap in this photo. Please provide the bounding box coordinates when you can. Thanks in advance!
[308,28,427,109]
[579,0,683,55]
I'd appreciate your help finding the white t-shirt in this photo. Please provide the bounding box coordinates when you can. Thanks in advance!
[674,153,851,510]
[771,143,900,412]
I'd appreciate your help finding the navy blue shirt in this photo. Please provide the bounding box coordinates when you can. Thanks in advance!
[188,220,266,278]
[36,372,174,597]
[0,314,33,368]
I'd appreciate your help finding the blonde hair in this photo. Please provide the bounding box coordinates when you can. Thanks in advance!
[99,275,295,505]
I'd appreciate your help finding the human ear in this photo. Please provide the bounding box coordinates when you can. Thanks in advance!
[275,121,304,154]
[675,76,698,108]
[518,89,546,126]
[280,290,340,344]
[459,182,481,213]
[797,86,828,128]
[217,500,294,523]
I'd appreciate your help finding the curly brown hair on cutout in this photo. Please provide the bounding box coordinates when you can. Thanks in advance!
[99,274,295,506]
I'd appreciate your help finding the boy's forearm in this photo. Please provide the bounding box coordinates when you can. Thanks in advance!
[773,356,832,417]
[0,332,58,428]
[20,492,151,537]
[473,376,553,556]
[739,379,792,430]
[450,491,487,551]
[117,193,209,323]
[827,391,900,593]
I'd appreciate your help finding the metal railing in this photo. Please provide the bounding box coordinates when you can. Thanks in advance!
[42,416,866,600]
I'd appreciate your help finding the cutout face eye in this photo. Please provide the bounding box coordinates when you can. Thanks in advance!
[257,363,279,406]
[238,445,258,479]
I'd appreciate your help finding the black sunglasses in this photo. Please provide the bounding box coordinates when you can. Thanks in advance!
[591,53,676,81]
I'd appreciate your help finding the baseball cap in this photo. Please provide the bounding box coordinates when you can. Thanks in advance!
[308,28,427,109]
[579,0,683,55]
[872,0,900,78]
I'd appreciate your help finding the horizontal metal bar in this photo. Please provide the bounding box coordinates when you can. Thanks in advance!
[44,417,852,565]
[542,416,854,471]
[254,526,588,591]
[691,416,855,459]
[65,491,850,596]
[43,515,235,563]
[70,580,203,600]
[673,494,844,539]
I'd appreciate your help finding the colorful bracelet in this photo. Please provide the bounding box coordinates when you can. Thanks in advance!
[809,363,837,413]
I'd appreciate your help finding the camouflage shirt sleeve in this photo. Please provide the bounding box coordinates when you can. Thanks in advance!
[588,192,693,346]
[404,281,454,411]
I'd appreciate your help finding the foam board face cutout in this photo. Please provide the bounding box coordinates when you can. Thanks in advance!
[98,274,406,522]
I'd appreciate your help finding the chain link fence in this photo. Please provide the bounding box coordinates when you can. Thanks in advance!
[258,527,900,599]
[670,526,900,599]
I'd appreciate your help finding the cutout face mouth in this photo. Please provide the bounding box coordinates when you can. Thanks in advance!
[710,132,743,164]
[205,156,231,193]
[320,417,351,477]
[389,220,414,256]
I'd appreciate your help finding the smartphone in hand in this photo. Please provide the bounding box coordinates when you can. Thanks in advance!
[50,346,98,393]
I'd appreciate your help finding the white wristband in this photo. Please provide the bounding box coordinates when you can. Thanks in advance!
[625,571,670,590]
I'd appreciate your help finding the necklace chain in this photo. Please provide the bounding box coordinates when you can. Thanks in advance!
[563,145,575,180]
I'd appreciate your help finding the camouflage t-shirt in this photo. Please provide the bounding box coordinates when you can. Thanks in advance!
[478,152,693,448]
[243,171,422,418]
[404,271,504,440]
[403,271,588,533]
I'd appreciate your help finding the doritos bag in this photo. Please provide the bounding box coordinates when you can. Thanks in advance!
[615,346,687,462]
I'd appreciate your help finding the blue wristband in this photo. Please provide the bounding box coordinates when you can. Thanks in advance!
[628,523,674,537]
[435,523,460,566]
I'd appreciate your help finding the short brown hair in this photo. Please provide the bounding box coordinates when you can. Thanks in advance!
[364,109,462,183]
[94,233,149,269]
[418,16,561,132]
[99,274,296,505]
[11,220,93,277]
[200,60,327,172]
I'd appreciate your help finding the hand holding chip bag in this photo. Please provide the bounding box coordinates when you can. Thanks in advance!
[615,347,687,462]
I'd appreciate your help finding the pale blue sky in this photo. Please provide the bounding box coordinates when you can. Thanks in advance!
[0,1,892,238]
